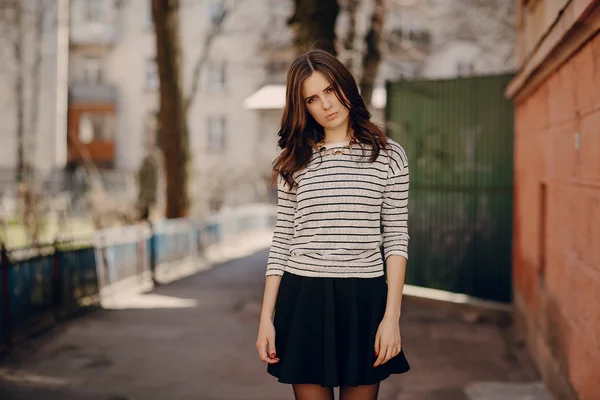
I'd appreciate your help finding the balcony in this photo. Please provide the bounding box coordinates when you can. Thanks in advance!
[69,82,117,105]
[70,23,116,47]
[67,83,117,167]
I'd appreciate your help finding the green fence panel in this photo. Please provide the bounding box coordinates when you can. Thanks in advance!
[386,74,514,303]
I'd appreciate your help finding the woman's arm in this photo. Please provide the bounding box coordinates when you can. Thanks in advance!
[373,255,406,367]
[258,175,297,363]
[260,275,282,323]
[257,276,282,364]
[383,255,407,320]
[375,142,410,367]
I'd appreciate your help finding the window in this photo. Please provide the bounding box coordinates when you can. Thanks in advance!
[83,0,103,23]
[146,59,159,90]
[207,116,226,151]
[81,57,103,83]
[205,61,227,91]
[79,112,115,142]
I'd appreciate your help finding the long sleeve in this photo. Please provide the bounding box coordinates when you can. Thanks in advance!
[266,175,297,276]
[381,144,410,261]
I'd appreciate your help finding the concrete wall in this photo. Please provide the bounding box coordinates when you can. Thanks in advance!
[511,2,600,398]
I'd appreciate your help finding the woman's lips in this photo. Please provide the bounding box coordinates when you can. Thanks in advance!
[326,112,338,120]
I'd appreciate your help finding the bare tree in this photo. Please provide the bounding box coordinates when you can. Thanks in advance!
[28,0,44,153]
[359,0,386,109]
[440,0,515,68]
[288,0,340,55]
[0,0,26,182]
[184,0,244,113]
[340,0,360,74]
[0,0,53,244]
[0,0,51,181]
[147,0,245,218]
[151,0,189,218]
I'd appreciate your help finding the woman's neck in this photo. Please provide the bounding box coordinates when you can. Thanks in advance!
[322,128,352,144]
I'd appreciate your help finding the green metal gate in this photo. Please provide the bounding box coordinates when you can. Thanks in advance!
[385,74,514,303]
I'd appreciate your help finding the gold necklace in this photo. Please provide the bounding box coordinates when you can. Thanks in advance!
[316,142,353,157]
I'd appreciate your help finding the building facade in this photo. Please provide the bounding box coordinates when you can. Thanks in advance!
[47,0,283,214]
[507,1,600,399]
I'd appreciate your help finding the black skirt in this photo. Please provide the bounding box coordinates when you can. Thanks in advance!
[267,272,410,387]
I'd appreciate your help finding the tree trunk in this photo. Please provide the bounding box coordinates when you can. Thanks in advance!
[341,0,359,75]
[288,0,340,56]
[359,0,385,110]
[28,1,45,176]
[13,1,26,182]
[151,0,189,218]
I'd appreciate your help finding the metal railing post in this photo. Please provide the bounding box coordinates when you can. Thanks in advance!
[52,240,63,317]
[1,242,12,347]
[148,221,157,285]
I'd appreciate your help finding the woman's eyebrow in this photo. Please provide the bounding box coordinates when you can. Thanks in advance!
[304,85,333,100]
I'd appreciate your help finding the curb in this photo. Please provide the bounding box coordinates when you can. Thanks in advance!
[402,284,513,326]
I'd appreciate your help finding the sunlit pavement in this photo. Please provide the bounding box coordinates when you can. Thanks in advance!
[0,244,550,400]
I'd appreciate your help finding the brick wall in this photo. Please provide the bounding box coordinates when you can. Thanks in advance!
[513,32,600,400]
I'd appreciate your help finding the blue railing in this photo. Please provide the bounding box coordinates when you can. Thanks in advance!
[0,241,99,354]
[0,204,276,355]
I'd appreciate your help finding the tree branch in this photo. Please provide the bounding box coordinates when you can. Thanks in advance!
[27,0,47,170]
[360,0,386,109]
[184,0,243,113]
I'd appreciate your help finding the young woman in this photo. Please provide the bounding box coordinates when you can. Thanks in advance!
[256,49,410,400]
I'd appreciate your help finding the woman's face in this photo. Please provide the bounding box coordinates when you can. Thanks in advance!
[301,71,350,133]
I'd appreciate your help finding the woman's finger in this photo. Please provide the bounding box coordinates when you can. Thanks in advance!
[381,346,393,365]
[373,344,388,367]
[257,340,268,362]
[267,338,277,360]
[267,338,279,364]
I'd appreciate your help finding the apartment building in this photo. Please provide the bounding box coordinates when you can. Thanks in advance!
[65,0,285,213]
[0,0,69,177]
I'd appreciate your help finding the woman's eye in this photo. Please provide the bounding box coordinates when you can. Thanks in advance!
[326,87,334,93]
[307,98,314,104]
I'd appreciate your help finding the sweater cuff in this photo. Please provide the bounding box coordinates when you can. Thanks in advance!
[266,268,285,277]
[384,249,408,261]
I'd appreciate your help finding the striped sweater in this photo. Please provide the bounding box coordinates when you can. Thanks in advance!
[266,137,409,278]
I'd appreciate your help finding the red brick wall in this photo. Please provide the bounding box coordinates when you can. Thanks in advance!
[513,32,600,400]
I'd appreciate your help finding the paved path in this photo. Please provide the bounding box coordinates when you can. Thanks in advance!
[0,248,549,399]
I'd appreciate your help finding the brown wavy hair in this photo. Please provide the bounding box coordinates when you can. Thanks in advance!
[272,49,388,190]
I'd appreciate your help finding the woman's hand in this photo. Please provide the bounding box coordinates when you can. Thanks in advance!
[373,316,401,367]
[256,319,280,364]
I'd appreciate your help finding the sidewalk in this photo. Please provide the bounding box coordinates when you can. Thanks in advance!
[0,230,552,400]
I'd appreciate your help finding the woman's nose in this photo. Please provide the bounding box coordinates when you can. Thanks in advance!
[323,98,331,110]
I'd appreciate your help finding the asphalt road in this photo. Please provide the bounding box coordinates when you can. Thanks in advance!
[0,248,543,400]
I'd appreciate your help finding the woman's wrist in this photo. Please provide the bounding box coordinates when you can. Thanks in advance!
[260,313,274,324]
[383,311,401,322]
